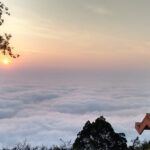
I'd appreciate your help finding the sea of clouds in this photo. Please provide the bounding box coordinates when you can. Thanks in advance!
[0,72,150,147]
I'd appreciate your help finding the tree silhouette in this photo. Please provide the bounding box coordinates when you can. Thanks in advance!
[0,1,19,58]
[128,137,141,150]
[73,116,127,150]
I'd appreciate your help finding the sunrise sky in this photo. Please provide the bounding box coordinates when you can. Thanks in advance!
[0,0,150,147]
[1,0,150,72]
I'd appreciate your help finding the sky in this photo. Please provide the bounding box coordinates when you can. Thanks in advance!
[0,0,150,147]
[1,0,150,72]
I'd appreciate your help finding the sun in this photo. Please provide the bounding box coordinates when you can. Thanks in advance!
[3,59,9,65]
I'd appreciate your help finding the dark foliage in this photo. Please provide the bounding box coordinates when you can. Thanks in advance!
[73,116,127,150]
[128,137,141,150]
[1,139,150,150]
[128,137,150,150]
[141,141,150,150]
[1,142,71,150]
[1,117,150,150]
[0,1,19,58]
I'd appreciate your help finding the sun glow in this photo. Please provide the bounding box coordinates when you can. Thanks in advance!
[3,59,9,65]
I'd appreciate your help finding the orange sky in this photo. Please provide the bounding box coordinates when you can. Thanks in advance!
[1,0,150,72]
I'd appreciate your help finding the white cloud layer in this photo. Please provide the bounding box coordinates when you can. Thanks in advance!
[0,76,149,147]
